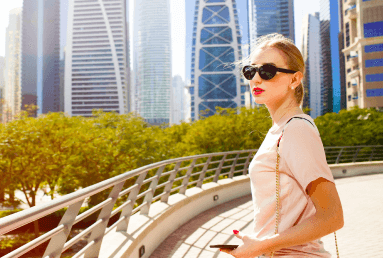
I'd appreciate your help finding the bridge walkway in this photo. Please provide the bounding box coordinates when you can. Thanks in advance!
[150,173,383,258]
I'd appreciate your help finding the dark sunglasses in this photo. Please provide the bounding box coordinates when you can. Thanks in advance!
[242,64,297,80]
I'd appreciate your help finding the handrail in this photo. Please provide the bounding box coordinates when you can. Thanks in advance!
[0,145,382,257]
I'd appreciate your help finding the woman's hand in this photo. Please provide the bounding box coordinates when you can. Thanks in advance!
[220,230,273,257]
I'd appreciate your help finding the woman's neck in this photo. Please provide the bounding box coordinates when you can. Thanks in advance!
[267,100,304,125]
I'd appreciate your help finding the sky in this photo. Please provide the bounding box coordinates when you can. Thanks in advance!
[0,0,320,83]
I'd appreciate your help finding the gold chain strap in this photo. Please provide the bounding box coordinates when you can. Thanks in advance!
[270,133,339,258]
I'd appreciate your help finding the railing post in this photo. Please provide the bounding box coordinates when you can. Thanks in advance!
[213,154,227,182]
[242,151,253,175]
[140,165,165,215]
[161,161,182,203]
[196,156,212,188]
[84,181,125,258]
[116,172,147,232]
[43,200,84,258]
[369,147,375,161]
[352,147,361,163]
[179,159,196,195]
[229,153,240,178]
[335,147,344,164]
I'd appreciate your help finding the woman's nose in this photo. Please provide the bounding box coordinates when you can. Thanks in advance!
[250,71,262,84]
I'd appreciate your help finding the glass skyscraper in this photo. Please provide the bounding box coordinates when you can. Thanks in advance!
[319,0,341,114]
[21,0,61,116]
[301,13,322,119]
[133,0,172,125]
[65,0,130,117]
[187,0,244,121]
[248,0,295,50]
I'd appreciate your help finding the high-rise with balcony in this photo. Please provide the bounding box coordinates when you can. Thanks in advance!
[301,13,322,119]
[65,0,130,117]
[187,0,244,121]
[132,0,172,125]
[248,0,295,51]
[3,8,22,122]
[21,0,60,116]
[342,0,383,110]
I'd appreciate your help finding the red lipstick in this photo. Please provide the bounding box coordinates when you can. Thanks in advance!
[253,87,264,95]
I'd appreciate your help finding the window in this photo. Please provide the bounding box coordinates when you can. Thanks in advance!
[348,95,351,101]
[347,68,351,73]
[345,22,350,47]
[366,88,383,97]
[366,58,383,68]
[365,43,383,53]
[348,82,351,88]
[364,21,383,38]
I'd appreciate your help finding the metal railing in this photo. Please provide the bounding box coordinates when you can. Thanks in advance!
[0,145,382,258]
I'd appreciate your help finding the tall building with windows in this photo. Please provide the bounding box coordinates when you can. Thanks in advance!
[65,0,130,117]
[248,0,295,51]
[319,0,342,114]
[171,75,185,124]
[21,0,60,116]
[3,8,22,123]
[301,13,322,119]
[187,0,245,121]
[133,0,172,125]
[341,0,383,109]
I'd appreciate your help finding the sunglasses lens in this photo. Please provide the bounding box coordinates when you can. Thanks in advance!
[259,65,277,80]
[243,66,256,80]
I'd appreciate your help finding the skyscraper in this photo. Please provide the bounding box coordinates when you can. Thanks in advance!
[187,0,244,121]
[301,13,322,119]
[248,0,295,50]
[171,75,185,125]
[341,0,383,110]
[21,0,60,116]
[3,8,22,122]
[319,0,341,114]
[65,0,130,117]
[133,0,172,125]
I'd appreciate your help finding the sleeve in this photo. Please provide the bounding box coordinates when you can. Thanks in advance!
[279,120,335,194]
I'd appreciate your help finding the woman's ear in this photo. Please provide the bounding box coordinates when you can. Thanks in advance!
[290,71,303,89]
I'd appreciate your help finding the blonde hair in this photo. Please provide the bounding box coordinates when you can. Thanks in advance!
[242,33,305,105]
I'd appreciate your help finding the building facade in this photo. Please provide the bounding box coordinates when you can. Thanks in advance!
[187,0,245,121]
[319,0,342,114]
[342,0,383,109]
[21,0,60,116]
[301,13,322,119]
[65,0,130,117]
[133,0,172,125]
[171,75,185,124]
[248,0,295,50]
[3,8,22,122]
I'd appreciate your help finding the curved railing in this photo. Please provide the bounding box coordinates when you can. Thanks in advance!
[0,145,382,258]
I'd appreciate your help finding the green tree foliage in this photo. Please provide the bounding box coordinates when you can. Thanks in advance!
[0,106,381,213]
[315,107,383,146]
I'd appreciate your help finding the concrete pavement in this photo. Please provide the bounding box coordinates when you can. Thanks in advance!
[150,173,383,257]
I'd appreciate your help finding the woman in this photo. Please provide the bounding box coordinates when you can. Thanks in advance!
[220,34,344,257]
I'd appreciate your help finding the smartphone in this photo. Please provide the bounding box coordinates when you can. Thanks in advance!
[210,244,239,250]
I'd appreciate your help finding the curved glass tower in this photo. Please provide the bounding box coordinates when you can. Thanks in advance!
[133,0,172,125]
[188,0,244,121]
[65,0,130,117]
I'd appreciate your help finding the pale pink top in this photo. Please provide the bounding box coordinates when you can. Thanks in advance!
[249,114,335,257]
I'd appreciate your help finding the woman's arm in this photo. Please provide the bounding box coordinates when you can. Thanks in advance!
[221,177,344,257]
[263,177,344,253]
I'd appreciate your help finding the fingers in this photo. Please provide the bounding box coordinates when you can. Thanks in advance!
[233,229,244,239]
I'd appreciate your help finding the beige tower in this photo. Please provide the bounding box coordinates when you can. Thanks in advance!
[3,8,22,123]
[342,0,383,109]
